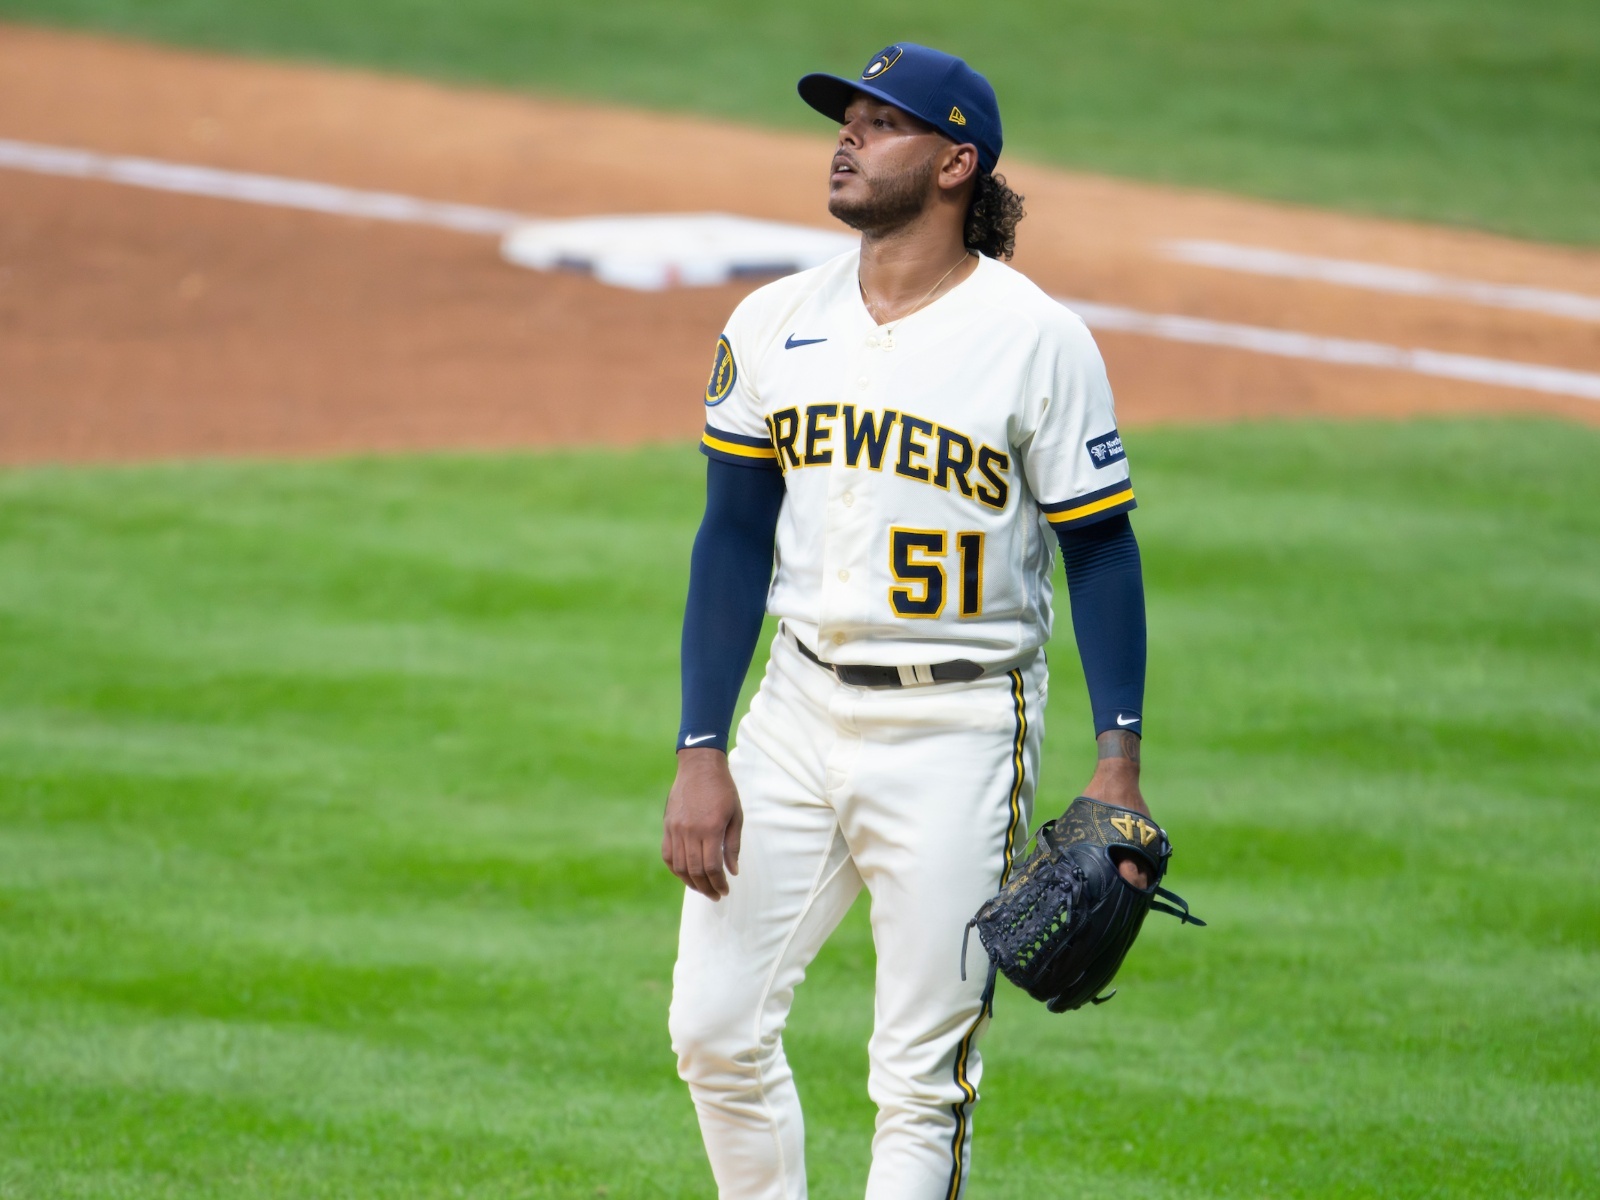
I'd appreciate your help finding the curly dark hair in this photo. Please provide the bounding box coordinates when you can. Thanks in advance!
[964,171,1026,260]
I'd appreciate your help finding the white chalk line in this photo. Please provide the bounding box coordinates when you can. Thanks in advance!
[2,137,1597,404]
[1062,299,1600,403]
[0,137,527,235]
[1163,239,1600,324]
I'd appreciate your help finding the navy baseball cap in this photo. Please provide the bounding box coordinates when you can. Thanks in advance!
[798,43,1003,173]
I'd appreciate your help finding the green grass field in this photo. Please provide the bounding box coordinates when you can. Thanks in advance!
[2,0,1597,244]
[1,421,1595,1198]
[2,4,1595,1194]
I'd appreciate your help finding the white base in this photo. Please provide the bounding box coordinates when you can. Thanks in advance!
[499,212,856,291]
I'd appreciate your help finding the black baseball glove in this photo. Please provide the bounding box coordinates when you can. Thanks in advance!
[962,797,1203,1012]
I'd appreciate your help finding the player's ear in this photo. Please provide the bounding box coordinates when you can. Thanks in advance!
[938,142,980,193]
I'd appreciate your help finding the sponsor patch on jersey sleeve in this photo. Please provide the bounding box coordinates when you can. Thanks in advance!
[1085,428,1127,469]
[1039,477,1137,529]
[700,423,780,470]
[705,334,737,406]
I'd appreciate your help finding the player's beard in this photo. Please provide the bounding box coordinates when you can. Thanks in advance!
[829,154,938,239]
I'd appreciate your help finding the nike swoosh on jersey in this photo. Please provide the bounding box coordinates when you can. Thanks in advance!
[784,334,828,349]
[1116,714,1140,726]
[683,733,718,745]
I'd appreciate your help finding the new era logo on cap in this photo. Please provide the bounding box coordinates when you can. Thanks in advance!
[798,43,1004,173]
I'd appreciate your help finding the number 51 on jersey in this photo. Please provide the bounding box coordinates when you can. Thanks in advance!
[889,528,984,619]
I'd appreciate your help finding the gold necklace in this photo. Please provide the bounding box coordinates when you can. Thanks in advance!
[861,251,973,346]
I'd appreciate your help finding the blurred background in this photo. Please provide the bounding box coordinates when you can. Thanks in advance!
[0,2,1595,1197]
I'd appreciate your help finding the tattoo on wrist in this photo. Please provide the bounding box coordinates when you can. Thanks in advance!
[1096,730,1141,764]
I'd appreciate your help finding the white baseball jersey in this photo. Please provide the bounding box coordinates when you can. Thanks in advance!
[700,249,1134,668]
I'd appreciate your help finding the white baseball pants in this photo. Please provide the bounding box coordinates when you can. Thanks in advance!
[670,629,1046,1199]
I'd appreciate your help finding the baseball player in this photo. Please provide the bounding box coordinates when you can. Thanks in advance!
[663,43,1151,1199]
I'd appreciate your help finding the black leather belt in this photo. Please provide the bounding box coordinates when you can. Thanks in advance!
[793,633,986,687]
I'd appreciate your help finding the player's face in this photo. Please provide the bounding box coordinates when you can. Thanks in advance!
[828,95,947,236]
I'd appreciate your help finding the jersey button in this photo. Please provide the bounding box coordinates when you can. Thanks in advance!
[832,632,846,646]
[857,377,869,389]
[841,492,854,507]
[837,569,850,581]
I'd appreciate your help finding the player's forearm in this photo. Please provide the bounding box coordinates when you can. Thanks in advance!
[677,459,785,752]
[1056,513,1147,736]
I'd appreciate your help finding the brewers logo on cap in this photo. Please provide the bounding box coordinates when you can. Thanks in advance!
[705,335,736,406]
[861,46,903,80]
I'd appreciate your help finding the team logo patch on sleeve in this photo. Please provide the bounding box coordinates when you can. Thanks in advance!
[1085,429,1126,468]
[705,334,736,406]
[861,46,903,79]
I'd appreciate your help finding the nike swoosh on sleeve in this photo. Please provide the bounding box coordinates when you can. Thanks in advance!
[784,334,827,349]
[683,733,718,745]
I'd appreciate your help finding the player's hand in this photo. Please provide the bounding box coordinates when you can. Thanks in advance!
[663,748,744,901]
[1081,729,1152,890]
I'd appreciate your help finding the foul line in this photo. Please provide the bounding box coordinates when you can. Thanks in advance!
[1163,239,1600,324]
[2,137,1597,404]
[1062,298,1600,402]
[0,137,527,235]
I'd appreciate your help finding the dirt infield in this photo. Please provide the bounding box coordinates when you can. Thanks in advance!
[1,24,1597,465]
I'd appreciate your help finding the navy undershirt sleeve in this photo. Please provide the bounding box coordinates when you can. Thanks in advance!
[676,457,785,752]
[1055,513,1147,737]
